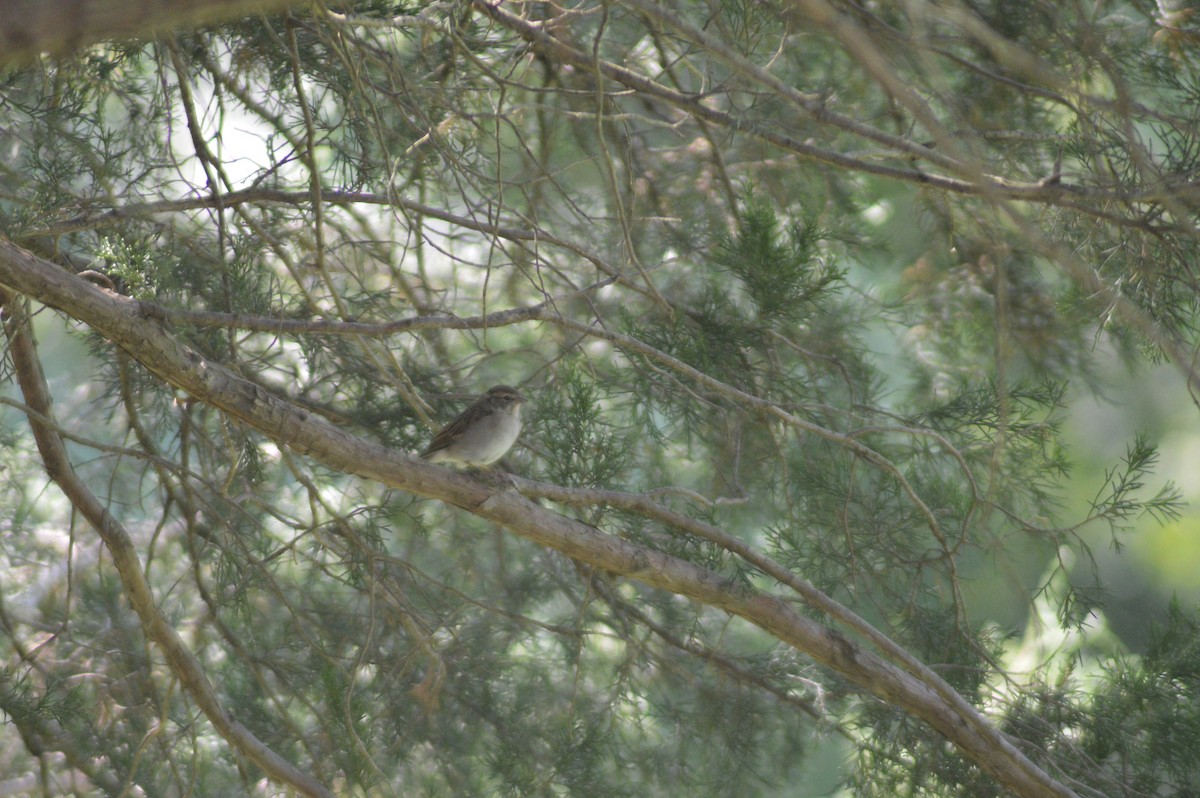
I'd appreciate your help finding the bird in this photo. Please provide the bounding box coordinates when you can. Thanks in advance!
[420,384,527,466]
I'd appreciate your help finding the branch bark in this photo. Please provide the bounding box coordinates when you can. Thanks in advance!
[0,237,1080,798]
[0,0,300,64]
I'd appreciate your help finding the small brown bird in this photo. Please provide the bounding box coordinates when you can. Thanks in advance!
[420,385,527,466]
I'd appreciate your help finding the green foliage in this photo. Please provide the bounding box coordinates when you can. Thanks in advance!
[0,667,83,728]
[714,194,843,326]
[1089,434,1184,534]
[95,235,171,300]
[536,363,631,489]
[1083,602,1200,795]
[1,2,1198,797]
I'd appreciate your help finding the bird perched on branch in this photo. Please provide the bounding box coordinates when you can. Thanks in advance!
[420,385,527,466]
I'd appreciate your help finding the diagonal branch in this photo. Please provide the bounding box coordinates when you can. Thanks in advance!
[0,236,1079,798]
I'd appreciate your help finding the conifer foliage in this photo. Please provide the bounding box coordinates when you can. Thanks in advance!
[0,1,1197,796]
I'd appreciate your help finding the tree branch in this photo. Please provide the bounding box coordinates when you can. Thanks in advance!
[96,275,615,337]
[17,187,641,293]
[0,0,301,64]
[0,236,1079,798]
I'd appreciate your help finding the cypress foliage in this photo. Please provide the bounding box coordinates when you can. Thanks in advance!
[0,2,1197,796]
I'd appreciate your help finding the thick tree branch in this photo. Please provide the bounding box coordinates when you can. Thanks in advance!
[0,238,1079,798]
[0,0,301,64]
[513,477,970,706]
